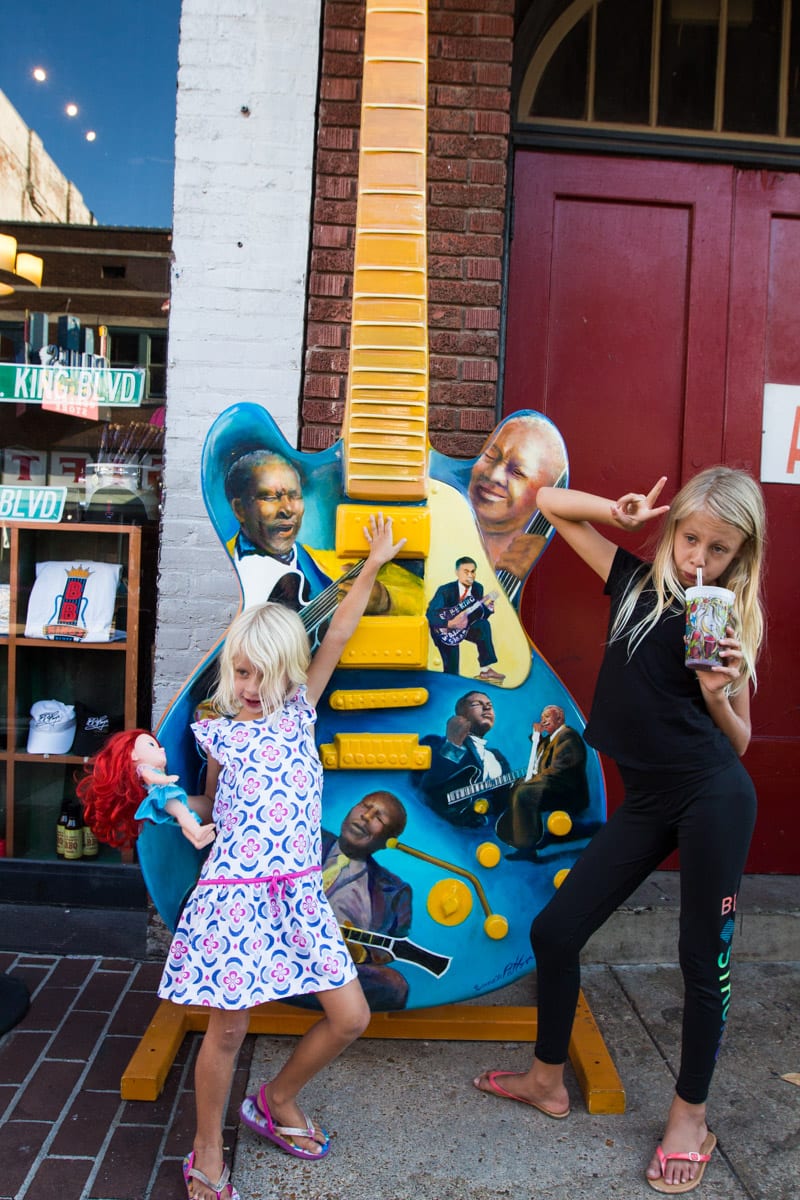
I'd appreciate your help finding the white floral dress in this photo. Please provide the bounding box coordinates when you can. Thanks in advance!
[158,687,356,1009]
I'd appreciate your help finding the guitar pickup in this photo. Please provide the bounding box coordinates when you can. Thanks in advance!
[328,686,429,710]
[319,733,431,771]
[340,616,428,669]
[335,504,430,558]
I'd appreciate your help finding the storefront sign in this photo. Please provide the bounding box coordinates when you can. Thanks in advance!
[0,485,67,522]
[761,383,800,484]
[0,364,144,408]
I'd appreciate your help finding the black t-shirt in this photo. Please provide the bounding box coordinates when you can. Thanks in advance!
[584,547,738,773]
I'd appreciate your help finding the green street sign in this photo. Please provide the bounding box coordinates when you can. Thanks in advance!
[0,485,67,522]
[0,364,144,407]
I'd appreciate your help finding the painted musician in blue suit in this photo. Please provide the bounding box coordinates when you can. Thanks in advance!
[418,690,513,827]
[224,450,421,616]
[426,556,505,682]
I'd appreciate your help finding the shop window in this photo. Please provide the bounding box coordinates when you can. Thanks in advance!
[105,328,167,400]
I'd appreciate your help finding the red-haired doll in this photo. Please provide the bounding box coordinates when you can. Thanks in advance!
[77,729,215,850]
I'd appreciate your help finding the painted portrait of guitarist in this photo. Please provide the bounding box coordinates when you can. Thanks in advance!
[426,555,503,682]
[223,447,422,633]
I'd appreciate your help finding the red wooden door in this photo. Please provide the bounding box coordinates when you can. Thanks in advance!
[504,151,798,872]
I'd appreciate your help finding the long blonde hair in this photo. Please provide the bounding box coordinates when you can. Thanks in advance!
[610,467,766,691]
[211,602,311,717]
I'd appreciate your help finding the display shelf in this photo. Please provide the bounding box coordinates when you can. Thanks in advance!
[0,521,142,859]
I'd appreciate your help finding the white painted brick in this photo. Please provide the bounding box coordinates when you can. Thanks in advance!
[155,0,323,710]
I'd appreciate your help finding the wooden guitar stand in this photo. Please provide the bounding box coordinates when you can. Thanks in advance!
[121,989,625,1114]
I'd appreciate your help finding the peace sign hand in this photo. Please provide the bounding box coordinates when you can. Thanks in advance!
[610,476,670,531]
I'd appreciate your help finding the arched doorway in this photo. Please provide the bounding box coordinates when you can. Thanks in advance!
[504,0,800,872]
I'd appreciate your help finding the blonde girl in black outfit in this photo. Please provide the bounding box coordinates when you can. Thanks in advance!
[475,467,766,1195]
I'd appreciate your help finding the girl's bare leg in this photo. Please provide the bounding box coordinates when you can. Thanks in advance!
[646,1094,710,1188]
[189,1008,250,1200]
[258,979,370,1154]
[474,1056,570,1116]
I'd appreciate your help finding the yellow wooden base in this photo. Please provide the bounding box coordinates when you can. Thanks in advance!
[121,989,625,1114]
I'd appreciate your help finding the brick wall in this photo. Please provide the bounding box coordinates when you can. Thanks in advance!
[302,0,514,459]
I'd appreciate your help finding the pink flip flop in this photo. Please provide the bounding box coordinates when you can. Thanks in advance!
[239,1084,330,1160]
[646,1131,717,1193]
[182,1151,239,1200]
[474,1070,570,1118]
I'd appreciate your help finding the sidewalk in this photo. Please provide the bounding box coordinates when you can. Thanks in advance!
[0,874,797,1200]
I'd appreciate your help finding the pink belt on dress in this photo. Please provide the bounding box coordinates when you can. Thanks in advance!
[197,865,321,900]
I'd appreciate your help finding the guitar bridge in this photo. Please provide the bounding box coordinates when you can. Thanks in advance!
[319,733,431,771]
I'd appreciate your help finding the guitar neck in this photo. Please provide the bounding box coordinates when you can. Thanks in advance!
[299,559,365,642]
[342,923,451,977]
[447,769,522,806]
[343,0,429,502]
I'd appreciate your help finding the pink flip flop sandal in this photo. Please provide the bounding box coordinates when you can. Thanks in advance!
[646,1131,717,1193]
[239,1084,330,1160]
[473,1070,570,1118]
[182,1151,239,1200]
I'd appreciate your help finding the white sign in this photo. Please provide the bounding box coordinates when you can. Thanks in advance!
[761,384,800,484]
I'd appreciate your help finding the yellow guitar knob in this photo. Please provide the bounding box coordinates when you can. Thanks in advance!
[427,879,472,926]
[553,868,571,889]
[475,842,501,868]
[473,798,489,815]
[547,811,573,837]
[483,913,509,940]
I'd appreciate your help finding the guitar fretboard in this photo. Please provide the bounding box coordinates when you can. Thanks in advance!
[447,769,523,806]
[343,0,429,501]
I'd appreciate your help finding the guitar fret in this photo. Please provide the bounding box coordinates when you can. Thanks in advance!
[350,456,426,467]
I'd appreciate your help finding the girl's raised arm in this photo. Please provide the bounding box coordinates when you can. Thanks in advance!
[306,513,405,705]
[537,476,670,582]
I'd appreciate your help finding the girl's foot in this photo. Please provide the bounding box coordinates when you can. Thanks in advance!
[646,1098,712,1191]
[183,1148,238,1200]
[473,1068,570,1118]
[246,1082,328,1157]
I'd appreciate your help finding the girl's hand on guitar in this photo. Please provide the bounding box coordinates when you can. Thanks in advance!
[363,512,406,567]
[610,476,670,531]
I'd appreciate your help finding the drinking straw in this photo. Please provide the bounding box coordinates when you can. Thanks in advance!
[696,568,703,588]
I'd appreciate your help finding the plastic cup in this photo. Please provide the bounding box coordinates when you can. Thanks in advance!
[684,585,735,670]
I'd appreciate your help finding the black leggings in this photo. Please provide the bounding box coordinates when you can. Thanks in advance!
[530,757,756,1104]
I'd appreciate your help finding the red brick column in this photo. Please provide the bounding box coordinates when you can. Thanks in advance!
[301,0,514,457]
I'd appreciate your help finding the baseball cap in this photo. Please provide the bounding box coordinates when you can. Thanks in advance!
[71,701,123,757]
[26,700,77,754]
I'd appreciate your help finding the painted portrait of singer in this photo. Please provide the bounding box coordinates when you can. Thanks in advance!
[467,413,568,588]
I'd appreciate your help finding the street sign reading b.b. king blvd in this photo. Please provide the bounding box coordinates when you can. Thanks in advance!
[0,364,144,409]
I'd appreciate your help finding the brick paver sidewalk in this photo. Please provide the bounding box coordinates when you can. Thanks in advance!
[0,952,254,1200]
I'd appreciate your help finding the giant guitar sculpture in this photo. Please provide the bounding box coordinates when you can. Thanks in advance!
[140,0,605,1010]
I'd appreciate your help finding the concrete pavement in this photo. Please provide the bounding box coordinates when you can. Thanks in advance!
[232,881,799,1200]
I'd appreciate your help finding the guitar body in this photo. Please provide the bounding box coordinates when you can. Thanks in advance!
[144,402,606,1008]
[142,0,606,1011]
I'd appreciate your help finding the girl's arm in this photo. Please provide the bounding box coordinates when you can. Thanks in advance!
[306,512,406,705]
[177,757,220,845]
[537,477,670,582]
[696,628,752,756]
[164,795,217,848]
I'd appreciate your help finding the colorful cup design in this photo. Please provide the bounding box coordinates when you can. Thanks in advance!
[684,585,735,670]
